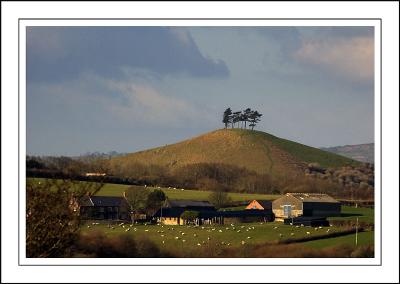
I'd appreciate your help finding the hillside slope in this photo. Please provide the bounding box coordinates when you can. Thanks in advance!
[321,143,374,164]
[110,129,359,176]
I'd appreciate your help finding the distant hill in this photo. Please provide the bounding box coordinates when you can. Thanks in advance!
[110,129,359,177]
[320,143,374,164]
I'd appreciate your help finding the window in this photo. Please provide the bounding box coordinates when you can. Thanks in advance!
[283,205,292,217]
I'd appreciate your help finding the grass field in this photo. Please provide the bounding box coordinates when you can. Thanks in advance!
[303,230,374,249]
[80,221,360,255]
[329,206,374,224]
[97,183,280,202]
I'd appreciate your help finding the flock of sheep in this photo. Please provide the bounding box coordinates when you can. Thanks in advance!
[85,222,335,247]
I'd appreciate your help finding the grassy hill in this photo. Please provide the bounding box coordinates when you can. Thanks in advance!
[110,129,359,176]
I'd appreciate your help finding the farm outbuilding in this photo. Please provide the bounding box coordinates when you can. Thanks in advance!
[272,193,341,220]
[153,200,218,225]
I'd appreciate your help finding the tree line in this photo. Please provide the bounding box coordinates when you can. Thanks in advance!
[222,108,262,130]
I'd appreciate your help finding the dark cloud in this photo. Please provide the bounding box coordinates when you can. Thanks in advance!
[27,27,229,82]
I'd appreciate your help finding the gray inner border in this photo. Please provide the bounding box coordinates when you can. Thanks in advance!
[17,18,383,267]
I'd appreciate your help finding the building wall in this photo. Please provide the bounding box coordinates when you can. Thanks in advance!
[302,202,341,217]
[272,195,303,219]
[246,200,264,210]
[160,217,180,225]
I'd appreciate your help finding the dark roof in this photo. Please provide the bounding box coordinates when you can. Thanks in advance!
[79,196,129,207]
[287,193,340,203]
[166,199,215,209]
[254,200,272,209]
[153,208,184,218]
[220,210,273,218]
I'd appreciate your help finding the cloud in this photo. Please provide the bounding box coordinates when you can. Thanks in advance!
[103,79,200,125]
[26,27,229,83]
[293,36,374,81]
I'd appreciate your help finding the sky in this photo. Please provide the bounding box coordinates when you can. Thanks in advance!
[26,26,375,156]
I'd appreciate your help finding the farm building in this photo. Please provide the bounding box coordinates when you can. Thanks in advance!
[76,195,130,221]
[272,193,341,220]
[153,199,275,225]
[220,209,274,224]
[245,200,272,210]
[153,200,218,225]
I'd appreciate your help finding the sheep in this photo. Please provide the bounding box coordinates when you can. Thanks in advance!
[237,230,241,233]
[219,230,223,233]
[130,224,133,227]
[279,234,283,238]
[201,227,205,229]
[175,236,180,240]
[221,241,225,245]
[326,229,330,233]
[145,229,149,232]
[162,240,165,244]
[193,234,197,237]
[273,226,278,230]
[125,228,130,232]
[202,241,205,244]
[241,241,246,245]
[306,231,311,235]
[314,227,319,231]
[207,237,211,240]
[111,227,115,230]
[290,233,295,236]
[197,243,201,246]
[182,239,186,242]
[161,235,165,237]
[318,226,323,229]
[181,232,186,236]
[247,236,251,239]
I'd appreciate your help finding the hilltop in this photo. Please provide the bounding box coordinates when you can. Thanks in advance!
[109,129,359,176]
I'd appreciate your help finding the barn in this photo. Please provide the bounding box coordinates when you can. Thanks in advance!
[272,193,341,220]
[153,200,217,225]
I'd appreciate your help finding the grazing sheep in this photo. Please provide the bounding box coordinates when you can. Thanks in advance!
[175,237,180,240]
[145,229,149,232]
[181,232,185,235]
[290,233,295,236]
[201,227,205,229]
[273,226,278,229]
[314,227,318,231]
[318,226,323,229]
[125,228,130,232]
[130,224,133,227]
[247,236,251,239]
[326,229,330,233]
[219,230,223,233]
[207,237,211,240]
[306,231,311,235]
[197,243,201,246]
[87,225,91,228]
[241,241,246,245]
[193,234,197,237]
[162,240,165,244]
[237,230,241,233]
[202,241,205,244]
[295,225,300,228]
[301,224,304,227]
[182,239,186,242]
[221,241,225,245]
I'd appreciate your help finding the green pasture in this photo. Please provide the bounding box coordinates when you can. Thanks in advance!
[303,230,374,249]
[80,221,350,254]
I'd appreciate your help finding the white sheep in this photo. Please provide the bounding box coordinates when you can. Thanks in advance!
[241,241,246,245]
[219,230,223,233]
[306,231,311,235]
[197,243,201,246]
[247,236,251,239]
